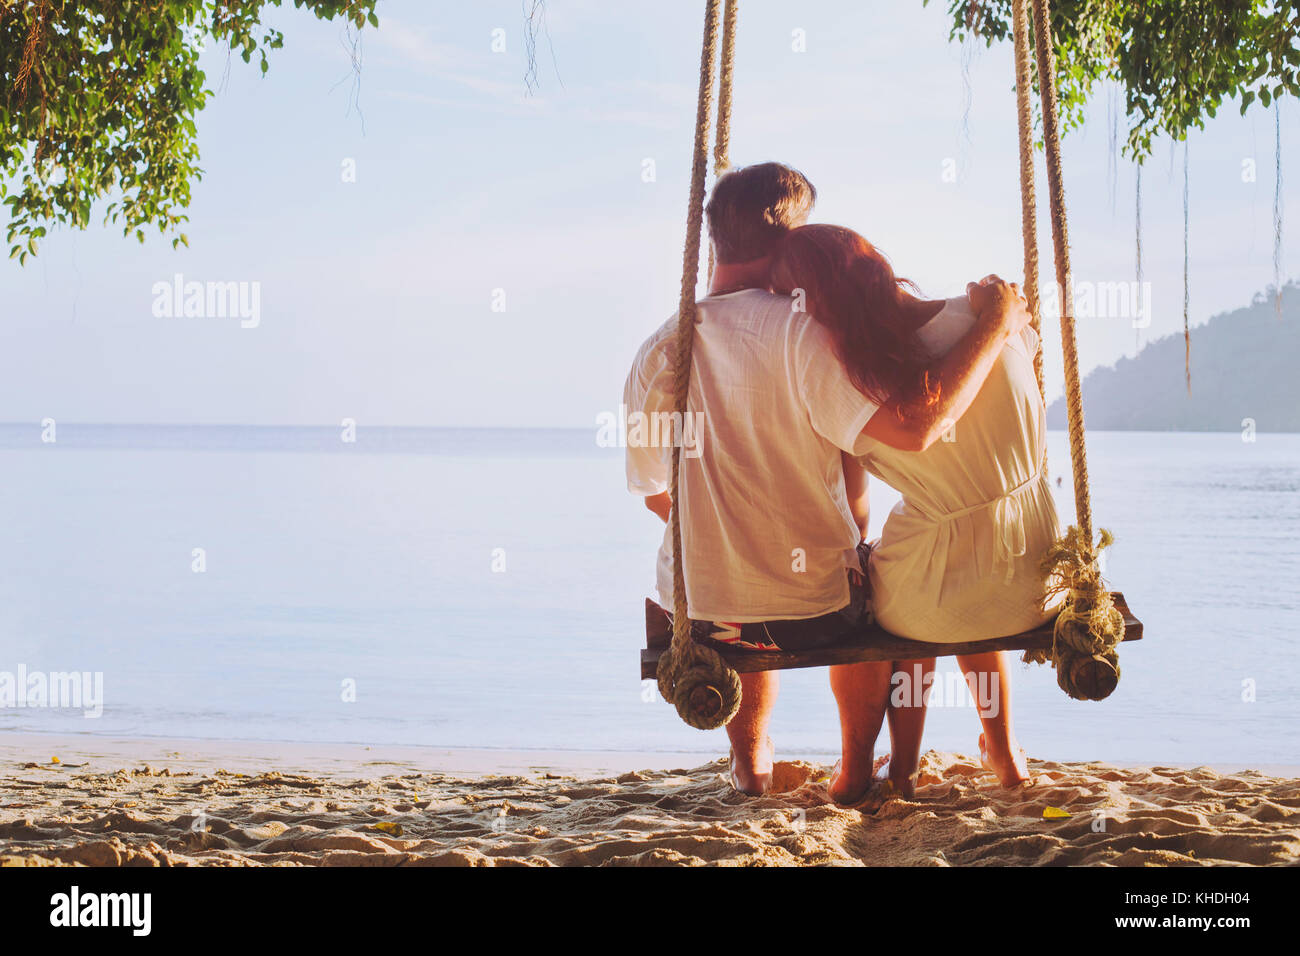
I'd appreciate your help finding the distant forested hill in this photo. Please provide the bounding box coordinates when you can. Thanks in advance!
[1047,285,1300,432]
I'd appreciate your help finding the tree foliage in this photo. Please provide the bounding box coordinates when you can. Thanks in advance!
[0,0,377,263]
[929,0,1300,157]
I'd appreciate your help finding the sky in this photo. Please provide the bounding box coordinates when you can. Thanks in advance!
[1,0,1294,427]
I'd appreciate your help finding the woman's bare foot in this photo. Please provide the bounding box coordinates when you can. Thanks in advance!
[874,754,919,799]
[729,736,775,796]
[978,732,1033,788]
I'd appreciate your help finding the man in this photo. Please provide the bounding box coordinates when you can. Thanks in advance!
[624,162,1030,797]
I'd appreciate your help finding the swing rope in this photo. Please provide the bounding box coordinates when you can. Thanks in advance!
[656,0,743,730]
[705,0,738,285]
[1018,0,1125,701]
[1011,0,1044,401]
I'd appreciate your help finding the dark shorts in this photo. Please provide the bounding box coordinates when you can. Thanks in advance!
[687,542,874,652]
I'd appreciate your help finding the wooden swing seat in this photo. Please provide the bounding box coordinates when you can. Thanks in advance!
[639,594,1142,678]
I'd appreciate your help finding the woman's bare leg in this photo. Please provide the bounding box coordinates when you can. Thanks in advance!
[827,661,893,802]
[724,671,777,794]
[883,657,936,797]
[954,650,1030,787]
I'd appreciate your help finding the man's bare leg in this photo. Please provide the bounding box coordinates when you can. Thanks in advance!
[724,670,777,795]
[882,657,936,798]
[955,650,1031,787]
[827,661,893,803]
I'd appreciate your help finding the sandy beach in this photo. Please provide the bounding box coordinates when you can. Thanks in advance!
[1,734,1297,866]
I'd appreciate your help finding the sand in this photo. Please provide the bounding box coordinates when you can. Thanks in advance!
[1,735,1297,866]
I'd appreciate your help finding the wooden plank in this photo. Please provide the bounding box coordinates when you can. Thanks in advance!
[640,592,1142,679]
[645,598,671,649]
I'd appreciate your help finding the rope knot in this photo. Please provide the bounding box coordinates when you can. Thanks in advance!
[1024,526,1126,700]
[656,638,742,730]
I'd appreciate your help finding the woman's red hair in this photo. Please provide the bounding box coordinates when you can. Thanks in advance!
[770,224,939,416]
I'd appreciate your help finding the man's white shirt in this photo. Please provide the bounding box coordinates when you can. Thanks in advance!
[624,289,879,622]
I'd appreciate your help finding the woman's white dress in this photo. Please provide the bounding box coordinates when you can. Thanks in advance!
[859,295,1063,643]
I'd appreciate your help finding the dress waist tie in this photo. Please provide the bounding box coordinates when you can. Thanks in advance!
[923,461,1049,585]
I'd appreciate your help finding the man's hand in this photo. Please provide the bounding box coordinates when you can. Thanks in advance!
[967,274,1030,338]
[644,490,672,523]
[861,273,1030,453]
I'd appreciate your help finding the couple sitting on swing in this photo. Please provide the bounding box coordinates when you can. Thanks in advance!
[623,162,1063,804]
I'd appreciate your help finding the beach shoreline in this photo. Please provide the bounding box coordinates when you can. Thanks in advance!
[2,732,1298,866]
[2,730,1299,780]
[0,731,723,781]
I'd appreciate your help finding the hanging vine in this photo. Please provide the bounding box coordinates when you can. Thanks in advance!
[1107,84,1119,212]
[1135,162,1143,349]
[1276,102,1286,318]
[1183,142,1191,392]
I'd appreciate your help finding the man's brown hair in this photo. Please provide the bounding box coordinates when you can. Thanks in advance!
[705,162,817,264]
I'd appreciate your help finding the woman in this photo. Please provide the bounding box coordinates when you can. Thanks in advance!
[770,224,1063,798]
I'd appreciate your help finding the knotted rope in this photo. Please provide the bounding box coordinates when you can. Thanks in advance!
[1018,0,1124,700]
[1034,527,1126,700]
[657,0,742,730]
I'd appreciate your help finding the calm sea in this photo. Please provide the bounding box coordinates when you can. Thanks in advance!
[0,424,1296,766]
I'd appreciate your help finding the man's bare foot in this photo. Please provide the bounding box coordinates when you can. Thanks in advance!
[978,732,1033,788]
[827,753,890,807]
[874,754,919,799]
[728,736,775,796]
